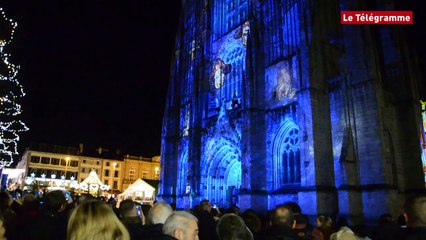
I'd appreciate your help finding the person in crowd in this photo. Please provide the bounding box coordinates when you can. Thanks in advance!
[141,204,152,223]
[330,216,359,240]
[393,195,426,239]
[0,192,15,222]
[5,192,43,240]
[22,193,41,217]
[242,209,262,238]
[330,227,359,240]
[313,216,333,240]
[119,200,145,240]
[10,190,23,216]
[108,195,117,207]
[190,205,200,216]
[371,214,399,240]
[293,213,314,238]
[225,205,240,215]
[42,190,70,240]
[140,201,174,239]
[9,190,69,240]
[196,200,218,240]
[77,193,96,205]
[263,204,313,240]
[0,191,18,240]
[120,200,145,224]
[216,213,253,240]
[211,207,221,221]
[148,201,173,225]
[397,214,407,228]
[67,200,130,240]
[162,211,199,240]
[351,224,371,240]
[282,202,314,239]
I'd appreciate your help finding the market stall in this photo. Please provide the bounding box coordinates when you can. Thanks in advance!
[120,179,155,204]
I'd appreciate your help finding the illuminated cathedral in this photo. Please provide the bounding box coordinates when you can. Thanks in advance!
[158,0,424,223]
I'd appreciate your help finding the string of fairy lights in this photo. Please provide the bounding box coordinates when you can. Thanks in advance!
[0,7,28,168]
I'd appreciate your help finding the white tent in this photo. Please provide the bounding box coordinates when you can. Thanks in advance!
[78,170,110,195]
[120,179,156,203]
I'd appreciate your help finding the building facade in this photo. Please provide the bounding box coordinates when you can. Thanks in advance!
[79,157,103,183]
[17,144,160,194]
[122,155,161,191]
[19,150,79,180]
[159,0,424,223]
[17,147,81,191]
[101,159,123,192]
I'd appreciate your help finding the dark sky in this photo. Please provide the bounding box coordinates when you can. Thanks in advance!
[2,1,182,157]
[1,1,425,159]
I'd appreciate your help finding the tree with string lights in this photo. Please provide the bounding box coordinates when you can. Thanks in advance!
[0,7,28,168]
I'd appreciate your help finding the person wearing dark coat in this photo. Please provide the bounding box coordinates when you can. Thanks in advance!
[25,190,69,240]
[119,200,146,240]
[393,195,426,240]
[262,205,313,240]
[196,200,218,240]
[140,201,174,240]
[372,213,400,240]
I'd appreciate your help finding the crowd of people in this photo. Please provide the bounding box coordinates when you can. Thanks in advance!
[0,189,425,240]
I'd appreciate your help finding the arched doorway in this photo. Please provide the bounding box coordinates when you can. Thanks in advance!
[203,139,241,208]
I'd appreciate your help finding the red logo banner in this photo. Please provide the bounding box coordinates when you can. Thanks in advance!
[341,11,413,24]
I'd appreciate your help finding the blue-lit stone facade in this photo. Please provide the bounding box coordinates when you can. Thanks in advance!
[159,0,424,223]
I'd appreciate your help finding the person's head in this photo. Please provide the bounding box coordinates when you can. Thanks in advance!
[67,200,130,240]
[22,193,39,211]
[271,205,295,228]
[119,200,142,224]
[119,200,137,217]
[216,213,253,240]
[225,205,240,215]
[44,190,66,213]
[404,195,426,227]
[148,201,173,224]
[200,200,211,213]
[77,194,96,205]
[316,215,332,228]
[163,211,199,240]
[283,202,302,215]
[242,209,262,234]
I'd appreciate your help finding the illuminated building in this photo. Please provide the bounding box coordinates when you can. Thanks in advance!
[17,145,80,191]
[17,143,159,194]
[159,0,424,222]
[79,157,103,183]
[122,155,161,191]
[101,159,123,193]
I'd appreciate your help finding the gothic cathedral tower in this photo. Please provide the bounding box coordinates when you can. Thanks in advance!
[159,0,424,223]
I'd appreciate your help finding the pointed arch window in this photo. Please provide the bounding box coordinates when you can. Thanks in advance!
[273,120,301,189]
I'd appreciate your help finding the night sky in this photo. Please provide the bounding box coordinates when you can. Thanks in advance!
[2,1,182,157]
[1,1,425,159]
